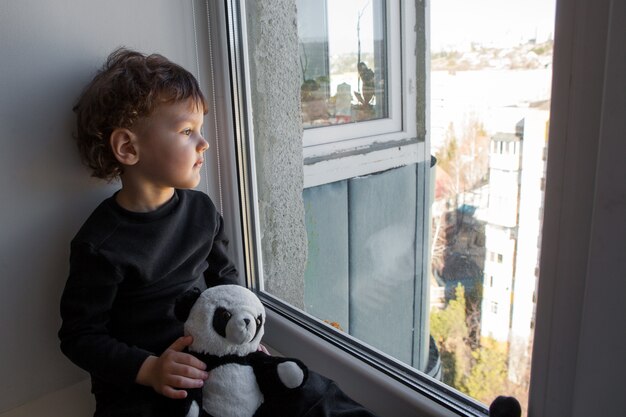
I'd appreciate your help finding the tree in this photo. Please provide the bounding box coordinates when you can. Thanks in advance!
[434,122,459,196]
[430,284,472,387]
[457,115,489,190]
[430,284,468,351]
[435,115,488,198]
[431,285,524,412]
[462,337,508,402]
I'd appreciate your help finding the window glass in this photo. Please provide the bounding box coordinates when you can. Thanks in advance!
[430,1,555,413]
[241,0,555,415]
[298,0,388,128]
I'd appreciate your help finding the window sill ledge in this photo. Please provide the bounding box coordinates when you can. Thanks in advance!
[263,307,476,417]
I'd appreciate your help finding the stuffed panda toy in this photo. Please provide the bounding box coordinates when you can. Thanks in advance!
[173,285,308,417]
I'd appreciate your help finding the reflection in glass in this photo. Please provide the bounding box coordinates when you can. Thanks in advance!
[244,0,555,414]
[297,0,388,128]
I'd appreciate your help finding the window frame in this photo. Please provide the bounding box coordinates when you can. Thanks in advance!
[214,0,621,415]
[224,0,486,415]
[299,0,403,147]
[300,0,423,188]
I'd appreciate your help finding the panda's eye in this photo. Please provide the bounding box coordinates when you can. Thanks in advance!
[213,307,232,338]
[255,315,262,327]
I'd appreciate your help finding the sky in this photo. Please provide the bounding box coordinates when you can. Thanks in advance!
[299,0,557,54]
[430,0,557,51]
[327,0,378,55]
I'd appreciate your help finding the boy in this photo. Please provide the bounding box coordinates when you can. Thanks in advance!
[58,48,239,416]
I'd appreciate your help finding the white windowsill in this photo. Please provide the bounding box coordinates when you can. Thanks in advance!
[303,140,425,188]
[263,308,466,417]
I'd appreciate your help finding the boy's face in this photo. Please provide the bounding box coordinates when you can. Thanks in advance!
[130,98,208,191]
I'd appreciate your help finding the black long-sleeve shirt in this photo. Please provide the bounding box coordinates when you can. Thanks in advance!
[58,189,238,415]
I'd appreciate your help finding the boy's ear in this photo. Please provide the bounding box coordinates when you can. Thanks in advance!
[110,128,139,165]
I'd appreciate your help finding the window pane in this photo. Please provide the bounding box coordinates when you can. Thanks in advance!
[298,0,388,128]
[242,0,554,414]
[430,1,555,414]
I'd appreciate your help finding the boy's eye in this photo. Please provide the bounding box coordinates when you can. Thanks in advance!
[182,128,192,136]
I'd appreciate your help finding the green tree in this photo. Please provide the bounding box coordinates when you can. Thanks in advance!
[430,284,472,387]
[431,285,516,409]
[430,284,468,350]
[462,337,508,402]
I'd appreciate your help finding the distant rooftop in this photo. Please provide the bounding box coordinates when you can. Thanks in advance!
[492,132,521,142]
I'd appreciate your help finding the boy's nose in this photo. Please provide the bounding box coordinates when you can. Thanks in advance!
[198,137,209,152]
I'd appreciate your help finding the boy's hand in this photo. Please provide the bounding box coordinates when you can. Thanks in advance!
[136,336,209,399]
[257,343,270,355]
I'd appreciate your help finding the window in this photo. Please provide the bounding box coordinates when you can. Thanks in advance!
[240,0,434,379]
[298,0,391,131]
[297,0,420,188]
[225,0,559,415]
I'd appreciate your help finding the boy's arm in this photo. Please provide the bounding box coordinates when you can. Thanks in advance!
[204,214,239,286]
[58,243,150,387]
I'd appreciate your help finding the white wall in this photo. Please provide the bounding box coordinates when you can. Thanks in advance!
[0,381,93,417]
[0,1,223,414]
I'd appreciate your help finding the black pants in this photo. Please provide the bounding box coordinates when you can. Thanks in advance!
[255,371,379,417]
[93,371,379,417]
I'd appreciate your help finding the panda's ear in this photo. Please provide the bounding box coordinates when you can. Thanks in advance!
[174,287,203,322]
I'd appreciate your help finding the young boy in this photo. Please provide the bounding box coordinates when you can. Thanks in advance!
[58,48,239,416]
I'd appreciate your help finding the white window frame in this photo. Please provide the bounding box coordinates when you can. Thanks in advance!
[301,0,403,147]
[225,0,473,414]
[214,0,626,415]
[301,0,422,188]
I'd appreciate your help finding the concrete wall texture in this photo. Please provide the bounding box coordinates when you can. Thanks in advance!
[245,0,308,308]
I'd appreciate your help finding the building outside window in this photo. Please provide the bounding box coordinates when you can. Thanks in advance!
[233,0,555,415]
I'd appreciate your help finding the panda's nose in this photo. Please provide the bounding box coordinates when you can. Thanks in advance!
[244,318,250,326]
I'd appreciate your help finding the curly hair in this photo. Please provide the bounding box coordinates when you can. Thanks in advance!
[73,47,208,181]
